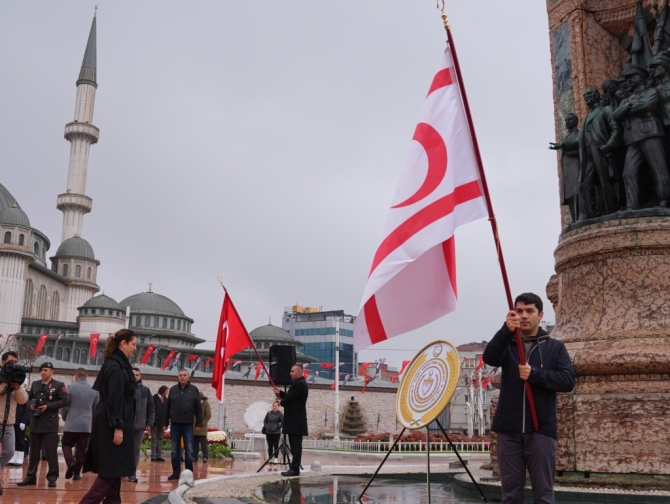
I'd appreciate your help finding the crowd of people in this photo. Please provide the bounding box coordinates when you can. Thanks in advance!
[0,329,214,503]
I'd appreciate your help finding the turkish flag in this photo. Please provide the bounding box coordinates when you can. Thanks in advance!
[303,370,310,380]
[187,354,197,361]
[361,375,375,394]
[359,362,372,375]
[319,363,334,370]
[89,334,100,359]
[254,363,263,382]
[354,46,487,352]
[141,344,156,365]
[474,354,485,373]
[481,375,494,389]
[205,357,214,368]
[212,291,254,400]
[398,360,410,376]
[389,376,398,384]
[35,334,49,354]
[161,350,176,371]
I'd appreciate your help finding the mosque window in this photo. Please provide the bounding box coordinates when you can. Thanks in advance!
[73,349,80,364]
[75,265,82,278]
[56,347,63,360]
[92,309,96,315]
[87,267,92,280]
[136,316,141,326]
[81,349,88,364]
[63,348,70,362]
[162,318,167,328]
[154,317,159,328]
[3,232,11,244]
[170,319,175,329]
[19,234,24,246]
[50,291,60,320]
[63,264,69,277]
[46,346,53,358]
[145,316,150,327]
[34,242,39,254]
[178,320,182,330]
[36,285,48,319]
[23,279,33,318]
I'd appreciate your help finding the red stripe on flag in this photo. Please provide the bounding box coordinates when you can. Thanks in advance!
[370,180,482,275]
[442,236,457,298]
[364,295,387,344]
[427,68,454,97]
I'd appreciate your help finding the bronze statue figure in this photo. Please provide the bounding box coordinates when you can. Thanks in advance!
[550,89,620,221]
[557,114,580,222]
[613,66,670,209]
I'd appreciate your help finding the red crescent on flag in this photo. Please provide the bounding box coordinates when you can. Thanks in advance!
[392,123,448,208]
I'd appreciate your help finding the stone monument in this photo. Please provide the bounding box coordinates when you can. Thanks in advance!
[546,0,670,488]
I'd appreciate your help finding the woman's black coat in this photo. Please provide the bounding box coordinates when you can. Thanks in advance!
[279,377,308,436]
[84,349,137,478]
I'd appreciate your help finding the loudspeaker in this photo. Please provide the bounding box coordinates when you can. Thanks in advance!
[269,345,296,385]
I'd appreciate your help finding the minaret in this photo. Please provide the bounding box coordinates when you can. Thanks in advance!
[56,10,99,242]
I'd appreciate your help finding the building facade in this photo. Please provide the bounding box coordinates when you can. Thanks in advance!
[281,306,356,379]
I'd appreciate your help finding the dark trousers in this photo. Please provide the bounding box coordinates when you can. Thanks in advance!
[497,432,556,504]
[61,431,90,475]
[579,144,617,218]
[79,476,121,504]
[288,434,303,472]
[170,423,193,475]
[193,435,208,461]
[623,137,670,208]
[26,431,59,481]
[13,424,28,453]
[150,425,164,459]
[266,433,280,459]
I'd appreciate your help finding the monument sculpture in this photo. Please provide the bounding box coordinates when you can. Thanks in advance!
[544,0,670,489]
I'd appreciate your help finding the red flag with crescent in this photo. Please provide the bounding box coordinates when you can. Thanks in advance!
[35,333,49,354]
[213,291,254,400]
[358,362,372,375]
[162,350,176,371]
[187,354,197,362]
[474,354,485,373]
[89,334,100,359]
[399,360,410,376]
[361,375,375,394]
[141,344,156,365]
[205,357,213,368]
[319,362,334,370]
[354,45,487,352]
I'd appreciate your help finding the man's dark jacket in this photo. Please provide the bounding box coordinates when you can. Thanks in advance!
[153,393,166,427]
[28,378,69,434]
[483,324,575,439]
[279,377,308,436]
[163,382,202,427]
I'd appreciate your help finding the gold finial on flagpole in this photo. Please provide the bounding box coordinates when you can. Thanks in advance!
[217,276,226,290]
[437,0,450,30]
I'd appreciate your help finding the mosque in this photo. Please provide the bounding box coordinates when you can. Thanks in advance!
[0,12,316,375]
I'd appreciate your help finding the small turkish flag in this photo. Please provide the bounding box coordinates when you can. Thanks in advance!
[187,354,197,362]
[161,350,176,371]
[35,334,49,354]
[89,334,100,359]
[141,345,156,365]
[398,360,411,376]
[303,370,310,380]
[354,45,487,352]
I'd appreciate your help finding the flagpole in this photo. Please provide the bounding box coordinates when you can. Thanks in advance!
[334,318,340,441]
[441,10,539,431]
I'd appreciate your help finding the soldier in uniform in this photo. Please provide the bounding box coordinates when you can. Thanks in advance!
[17,362,69,488]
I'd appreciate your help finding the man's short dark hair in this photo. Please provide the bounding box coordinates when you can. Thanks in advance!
[132,367,141,373]
[514,293,543,313]
[75,367,87,378]
[1,351,18,363]
[158,385,168,394]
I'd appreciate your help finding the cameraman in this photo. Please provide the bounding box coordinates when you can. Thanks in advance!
[0,351,29,495]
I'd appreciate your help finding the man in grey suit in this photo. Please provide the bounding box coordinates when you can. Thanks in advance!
[60,368,98,480]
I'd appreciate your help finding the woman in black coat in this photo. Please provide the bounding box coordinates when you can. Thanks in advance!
[80,329,138,504]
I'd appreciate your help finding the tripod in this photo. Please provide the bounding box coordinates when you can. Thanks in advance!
[257,433,293,472]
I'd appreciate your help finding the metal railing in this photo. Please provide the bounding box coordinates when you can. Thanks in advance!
[228,437,489,453]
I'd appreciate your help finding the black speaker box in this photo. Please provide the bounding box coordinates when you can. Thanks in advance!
[269,345,296,385]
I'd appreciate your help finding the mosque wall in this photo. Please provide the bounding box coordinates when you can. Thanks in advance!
[24,269,68,321]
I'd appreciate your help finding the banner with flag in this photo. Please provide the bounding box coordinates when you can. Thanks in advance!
[141,344,156,365]
[89,334,100,360]
[353,44,488,352]
[398,360,411,377]
[35,333,49,354]
[213,290,255,400]
[162,350,176,371]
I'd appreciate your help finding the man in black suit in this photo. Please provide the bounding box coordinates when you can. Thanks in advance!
[273,364,308,477]
[151,385,168,461]
[17,362,69,488]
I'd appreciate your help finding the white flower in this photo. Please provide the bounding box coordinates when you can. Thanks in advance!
[207,430,227,442]
[244,401,272,432]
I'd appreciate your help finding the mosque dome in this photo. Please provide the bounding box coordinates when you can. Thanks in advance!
[0,183,20,213]
[55,236,95,260]
[0,205,30,228]
[119,291,187,318]
[250,323,299,345]
[80,294,123,311]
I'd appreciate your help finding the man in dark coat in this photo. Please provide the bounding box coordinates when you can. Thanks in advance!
[60,368,99,480]
[163,369,202,480]
[18,362,69,487]
[483,293,575,504]
[273,364,308,476]
[151,385,168,461]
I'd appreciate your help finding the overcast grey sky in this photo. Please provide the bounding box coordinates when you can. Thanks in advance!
[0,1,558,367]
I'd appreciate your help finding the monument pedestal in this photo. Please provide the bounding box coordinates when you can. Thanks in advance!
[547,216,670,481]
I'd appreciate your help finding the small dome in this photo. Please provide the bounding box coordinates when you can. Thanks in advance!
[0,183,20,213]
[119,291,187,318]
[250,324,297,344]
[0,205,30,228]
[55,236,95,260]
[80,294,122,311]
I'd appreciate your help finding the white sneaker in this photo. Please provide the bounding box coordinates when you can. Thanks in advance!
[17,453,24,465]
[7,453,18,466]
[274,458,279,464]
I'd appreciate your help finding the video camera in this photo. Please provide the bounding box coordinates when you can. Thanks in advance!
[0,361,30,385]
